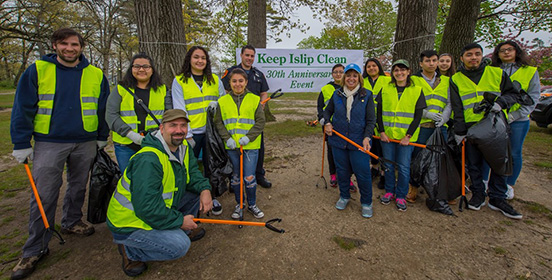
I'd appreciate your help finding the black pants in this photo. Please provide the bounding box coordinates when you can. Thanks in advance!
[256,133,266,179]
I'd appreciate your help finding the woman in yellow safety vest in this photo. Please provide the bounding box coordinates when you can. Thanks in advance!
[362,58,391,190]
[376,59,426,212]
[488,40,540,200]
[438,53,456,77]
[214,68,266,220]
[106,53,168,174]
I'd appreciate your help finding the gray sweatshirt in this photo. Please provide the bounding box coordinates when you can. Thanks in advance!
[501,63,541,122]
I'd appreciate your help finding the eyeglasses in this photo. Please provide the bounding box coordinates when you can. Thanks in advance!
[499,47,515,53]
[332,71,344,74]
[132,64,152,70]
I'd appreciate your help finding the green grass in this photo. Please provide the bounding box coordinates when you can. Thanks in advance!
[0,111,13,156]
[265,119,320,139]
[493,246,507,255]
[272,109,313,115]
[524,201,551,215]
[0,93,14,109]
[535,161,552,169]
[278,92,318,101]
[332,236,357,250]
[499,220,513,226]
[0,165,29,198]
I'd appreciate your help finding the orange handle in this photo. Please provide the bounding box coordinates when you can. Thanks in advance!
[193,218,266,227]
[239,146,244,211]
[330,129,379,160]
[24,163,50,229]
[461,139,466,196]
[373,136,427,149]
[261,97,271,105]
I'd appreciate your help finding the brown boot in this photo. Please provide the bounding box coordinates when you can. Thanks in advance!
[60,220,95,236]
[406,185,418,203]
[117,244,147,277]
[11,249,49,280]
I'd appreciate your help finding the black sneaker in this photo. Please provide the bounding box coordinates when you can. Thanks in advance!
[488,198,523,220]
[377,176,385,190]
[257,177,272,188]
[212,199,222,216]
[187,228,206,242]
[467,192,486,211]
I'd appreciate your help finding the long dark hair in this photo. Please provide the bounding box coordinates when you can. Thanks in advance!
[178,46,214,85]
[362,58,385,79]
[438,53,456,77]
[491,40,530,67]
[390,64,412,87]
[119,53,163,90]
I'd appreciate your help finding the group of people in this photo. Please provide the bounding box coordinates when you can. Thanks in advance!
[318,42,539,220]
[9,28,271,279]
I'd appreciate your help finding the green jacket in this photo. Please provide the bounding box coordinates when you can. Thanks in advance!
[107,130,211,234]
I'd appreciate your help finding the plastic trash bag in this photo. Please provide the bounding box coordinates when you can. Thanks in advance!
[411,128,461,215]
[87,148,120,224]
[204,107,233,197]
[466,111,513,176]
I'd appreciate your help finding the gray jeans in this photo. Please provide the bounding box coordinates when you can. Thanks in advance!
[22,141,96,258]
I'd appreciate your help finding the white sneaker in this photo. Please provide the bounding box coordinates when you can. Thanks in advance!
[231,204,242,220]
[247,205,264,219]
[506,185,514,200]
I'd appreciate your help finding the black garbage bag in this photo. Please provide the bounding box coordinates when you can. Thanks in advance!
[466,111,513,176]
[87,148,120,224]
[411,128,461,215]
[204,107,233,197]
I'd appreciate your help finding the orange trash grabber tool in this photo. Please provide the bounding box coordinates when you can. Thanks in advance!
[372,135,427,149]
[238,145,244,228]
[316,131,328,188]
[260,89,284,105]
[23,159,65,250]
[193,218,285,233]
[458,140,469,212]
[331,129,397,172]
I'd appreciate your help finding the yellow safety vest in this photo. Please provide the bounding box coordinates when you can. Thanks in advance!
[411,75,449,124]
[381,83,423,142]
[451,66,503,123]
[34,60,103,134]
[321,84,337,111]
[508,66,537,113]
[175,74,219,130]
[219,93,261,150]
[112,85,167,145]
[107,144,190,230]
[363,75,391,100]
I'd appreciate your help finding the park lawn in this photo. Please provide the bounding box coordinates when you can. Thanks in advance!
[0,93,15,109]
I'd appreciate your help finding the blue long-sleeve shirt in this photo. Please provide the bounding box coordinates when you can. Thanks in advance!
[11,53,110,150]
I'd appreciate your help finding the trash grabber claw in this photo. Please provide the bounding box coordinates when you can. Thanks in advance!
[239,145,244,228]
[372,136,427,149]
[331,129,397,172]
[261,88,283,105]
[23,160,65,248]
[459,140,468,212]
[316,131,328,188]
[193,218,285,233]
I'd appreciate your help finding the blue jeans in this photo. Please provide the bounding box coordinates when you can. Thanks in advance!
[114,143,137,175]
[465,141,507,199]
[507,120,530,186]
[228,149,259,205]
[332,147,372,205]
[112,191,200,262]
[381,142,414,199]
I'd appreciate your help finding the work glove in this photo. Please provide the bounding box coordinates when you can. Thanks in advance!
[208,101,218,111]
[226,138,237,149]
[491,103,502,113]
[424,111,442,122]
[239,136,250,146]
[319,118,325,126]
[435,116,448,127]
[507,113,517,124]
[187,138,196,149]
[454,134,466,145]
[12,148,33,163]
[127,131,145,145]
[97,141,108,149]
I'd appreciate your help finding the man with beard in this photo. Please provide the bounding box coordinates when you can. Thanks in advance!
[450,42,522,219]
[10,28,109,279]
[106,109,212,277]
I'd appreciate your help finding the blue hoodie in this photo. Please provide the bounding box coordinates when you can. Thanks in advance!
[11,53,110,150]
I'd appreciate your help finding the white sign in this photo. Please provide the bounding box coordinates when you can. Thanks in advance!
[235,48,364,93]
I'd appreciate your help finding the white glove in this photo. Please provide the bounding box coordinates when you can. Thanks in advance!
[126,131,145,145]
[435,116,448,127]
[424,111,442,122]
[208,101,218,110]
[187,138,196,148]
[454,134,466,145]
[12,148,33,163]
[491,103,502,113]
[226,138,237,149]
[97,141,108,149]
[239,136,250,146]
[319,118,325,126]
[507,113,516,124]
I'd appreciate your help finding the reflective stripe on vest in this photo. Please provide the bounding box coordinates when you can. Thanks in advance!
[380,83,423,142]
[34,60,103,134]
[364,75,390,137]
[411,75,449,124]
[452,66,502,123]
[509,66,537,113]
[321,84,336,110]
[107,144,190,230]
[112,85,167,145]
[175,74,219,130]
[219,93,261,150]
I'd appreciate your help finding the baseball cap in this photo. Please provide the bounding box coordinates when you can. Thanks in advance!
[391,59,410,69]
[343,63,361,74]
[162,109,190,123]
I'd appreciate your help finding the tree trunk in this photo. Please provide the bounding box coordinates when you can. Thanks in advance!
[439,0,482,67]
[134,0,187,87]
[393,0,438,73]
[247,0,266,48]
